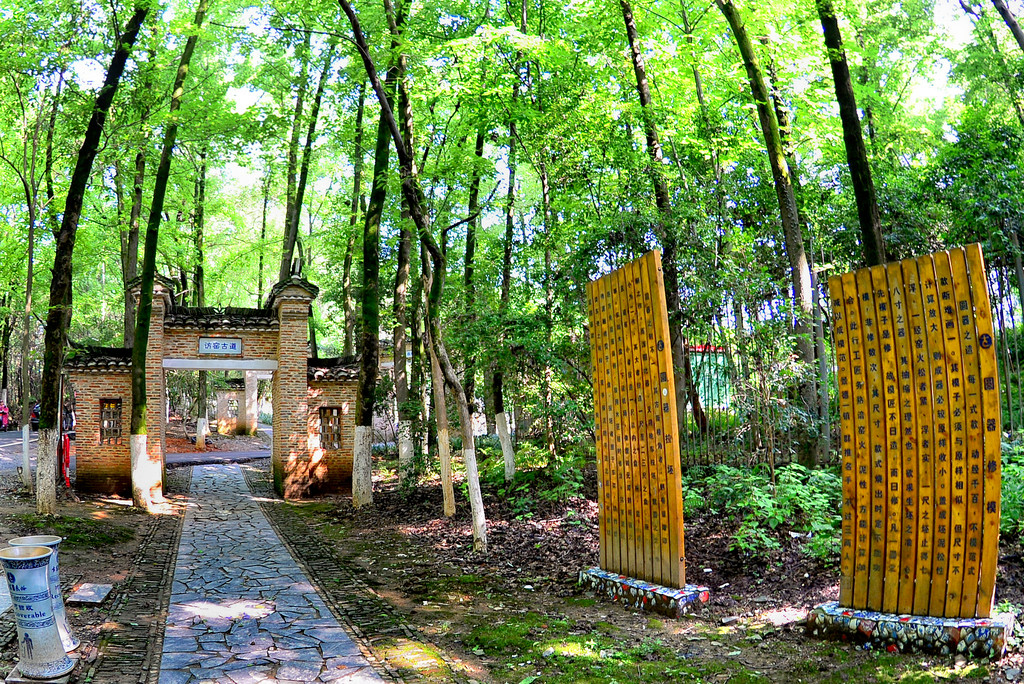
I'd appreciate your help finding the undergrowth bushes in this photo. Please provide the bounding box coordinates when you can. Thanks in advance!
[682,463,843,560]
[1002,440,1024,539]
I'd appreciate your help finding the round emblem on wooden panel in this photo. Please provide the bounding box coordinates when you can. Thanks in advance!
[979,333,992,349]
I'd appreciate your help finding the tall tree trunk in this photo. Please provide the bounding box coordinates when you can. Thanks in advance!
[717,0,820,465]
[344,82,367,357]
[539,161,557,456]
[619,0,695,438]
[816,0,885,267]
[394,88,414,483]
[411,243,430,463]
[19,140,38,447]
[36,7,148,514]
[281,42,335,279]
[353,20,404,508]
[194,152,209,447]
[258,168,270,301]
[1,300,11,402]
[494,0,525,482]
[121,51,153,346]
[341,0,488,550]
[463,125,485,410]
[278,30,311,282]
[43,74,63,236]
[130,0,208,511]
[991,0,1024,52]
[122,146,145,346]
[429,325,455,516]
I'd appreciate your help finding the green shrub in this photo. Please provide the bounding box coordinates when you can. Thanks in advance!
[682,463,842,558]
[1002,441,1024,538]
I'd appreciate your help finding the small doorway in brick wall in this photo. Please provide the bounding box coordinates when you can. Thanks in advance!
[164,368,271,448]
[163,359,272,451]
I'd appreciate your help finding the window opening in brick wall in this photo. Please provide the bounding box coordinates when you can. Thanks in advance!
[100,398,123,445]
[227,399,239,418]
[320,407,342,450]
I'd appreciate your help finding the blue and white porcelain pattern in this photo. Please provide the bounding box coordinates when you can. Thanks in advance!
[806,601,1016,660]
[0,545,75,679]
[579,567,710,618]
[9,534,80,652]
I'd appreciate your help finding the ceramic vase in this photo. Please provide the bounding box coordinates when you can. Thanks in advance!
[0,546,75,679]
[9,534,79,652]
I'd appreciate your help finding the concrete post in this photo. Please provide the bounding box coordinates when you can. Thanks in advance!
[245,370,258,435]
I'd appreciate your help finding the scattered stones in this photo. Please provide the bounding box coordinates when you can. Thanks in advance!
[721,616,740,625]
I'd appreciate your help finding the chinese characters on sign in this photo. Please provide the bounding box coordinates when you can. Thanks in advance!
[828,244,1001,619]
[586,251,686,589]
[198,337,243,355]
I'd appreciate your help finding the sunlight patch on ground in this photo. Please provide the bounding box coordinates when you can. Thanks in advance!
[754,606,806,627]
[178,599,274,620]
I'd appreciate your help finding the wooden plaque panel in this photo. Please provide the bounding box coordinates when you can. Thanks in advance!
[828,245,1001,618]
[587,251,685,588]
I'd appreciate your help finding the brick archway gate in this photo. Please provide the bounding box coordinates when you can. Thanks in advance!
[66,275,357,500]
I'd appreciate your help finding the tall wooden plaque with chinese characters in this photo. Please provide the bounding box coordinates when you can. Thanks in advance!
[828,244,1001,619]
[586,251,686,588]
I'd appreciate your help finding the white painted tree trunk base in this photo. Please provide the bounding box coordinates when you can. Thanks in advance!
[438,426,454,517]
[196,418,209,450]
[352,425,373,508]
[21,425,33,492]
[36,428,57,514]
[462,446,487,552]
[130,434,162,511]
[397,420,413,484]
[496,412,515,483]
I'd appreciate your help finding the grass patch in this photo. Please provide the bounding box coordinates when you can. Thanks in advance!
[11,514,134,548]
[563,597,597,608]
[464,611,770,683]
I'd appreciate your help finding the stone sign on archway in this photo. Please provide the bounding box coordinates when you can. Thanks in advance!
[66,275,357,499]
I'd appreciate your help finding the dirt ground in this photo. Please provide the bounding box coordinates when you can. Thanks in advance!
[1,442,1021,682]
[293,463,1024,684]
[164,415,270,453]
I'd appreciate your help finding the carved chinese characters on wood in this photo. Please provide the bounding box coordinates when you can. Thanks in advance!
[829,245,1001,618]
[587,251,686,588]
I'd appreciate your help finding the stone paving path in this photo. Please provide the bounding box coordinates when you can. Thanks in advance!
[159,464,384,684]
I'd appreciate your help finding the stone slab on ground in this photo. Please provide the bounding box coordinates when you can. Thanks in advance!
[4,666,72,684]
[67,582,113,604]
[0,581,9,615]
[579,567,710,618]
[160,464,383,684]
[806,600,1016,660]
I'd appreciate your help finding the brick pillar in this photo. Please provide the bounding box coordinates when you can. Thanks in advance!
[144,284,169,493]
[272,289,312,497]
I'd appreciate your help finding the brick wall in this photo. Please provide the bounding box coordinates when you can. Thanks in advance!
[73,281,351,500]
[307,381,357,487]
[69,370,131,493]
[163,329,279,359]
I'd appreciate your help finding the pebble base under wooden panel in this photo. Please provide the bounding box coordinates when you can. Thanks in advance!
[807,601,1014,660]
[579,567,710,618]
